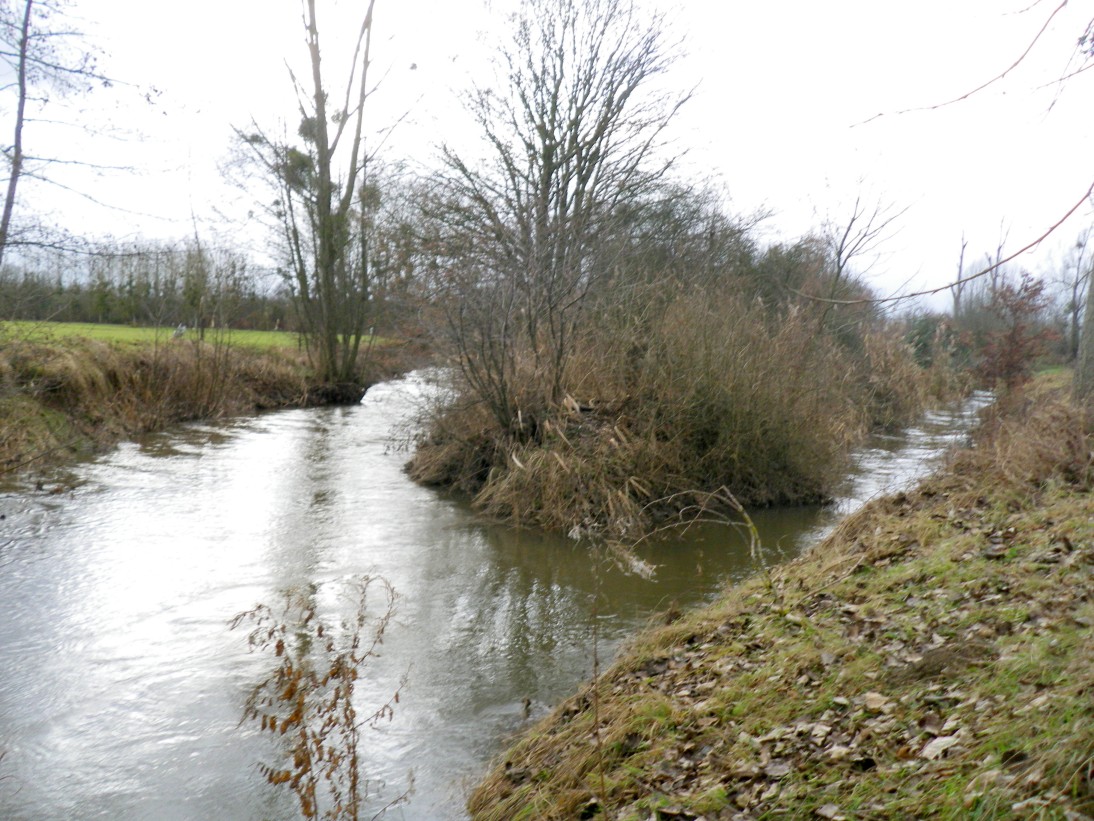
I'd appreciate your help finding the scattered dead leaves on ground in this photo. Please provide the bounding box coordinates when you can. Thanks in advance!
[468,390,1094,821]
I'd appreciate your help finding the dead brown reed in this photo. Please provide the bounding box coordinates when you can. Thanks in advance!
[855,327,931,429]
[950,379,1092,501]
[413,295,931,539]
[0,333,313,473]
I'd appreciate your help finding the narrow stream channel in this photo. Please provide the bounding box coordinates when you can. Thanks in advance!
[0,374,989,820]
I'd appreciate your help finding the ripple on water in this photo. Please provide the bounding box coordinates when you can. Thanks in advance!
[0,376,990,821]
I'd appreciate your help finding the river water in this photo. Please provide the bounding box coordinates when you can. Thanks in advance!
[0,374,988,820]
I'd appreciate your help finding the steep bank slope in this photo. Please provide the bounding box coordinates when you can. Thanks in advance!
[469,386,1092,820]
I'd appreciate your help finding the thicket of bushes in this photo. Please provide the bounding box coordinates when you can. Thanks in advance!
[399,0,982,540]
[410,225,949,539]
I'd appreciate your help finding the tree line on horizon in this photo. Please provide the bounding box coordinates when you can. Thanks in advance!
[1,0,1089,396]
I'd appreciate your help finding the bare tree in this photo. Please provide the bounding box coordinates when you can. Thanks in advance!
[822,193,905,287]
[431,0,688,427]
[1054,227,1092,363]
[987,223,1010,297]
[1077,232,1094,406]
[813,193,904,335]
[0,0,111,270]
[951,234,969,318]
[237,0,377,393]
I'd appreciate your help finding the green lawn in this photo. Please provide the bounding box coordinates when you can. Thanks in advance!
[1,320,307,350]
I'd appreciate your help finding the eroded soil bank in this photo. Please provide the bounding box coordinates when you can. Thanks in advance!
[468,381,1093,820]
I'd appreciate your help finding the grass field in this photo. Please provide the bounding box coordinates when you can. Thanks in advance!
[2,320,309,350]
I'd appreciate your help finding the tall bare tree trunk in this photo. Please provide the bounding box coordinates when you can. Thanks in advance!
[0,0,32,271]
[1075,273,1094,413]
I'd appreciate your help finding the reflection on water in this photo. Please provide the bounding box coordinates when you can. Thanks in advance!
[0,375,988,820]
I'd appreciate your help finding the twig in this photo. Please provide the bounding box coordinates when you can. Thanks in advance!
[792,179,1094,306]
[855,0,1069,127]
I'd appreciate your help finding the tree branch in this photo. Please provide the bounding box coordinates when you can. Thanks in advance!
[855,0,1069,127]
[794,179,1094,306]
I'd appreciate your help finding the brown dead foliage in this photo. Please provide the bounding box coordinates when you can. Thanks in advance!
[413,296,934,539]
[230,577,408,820]
[0,336,320,475]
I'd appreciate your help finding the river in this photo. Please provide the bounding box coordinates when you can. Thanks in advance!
[0,373,989,820]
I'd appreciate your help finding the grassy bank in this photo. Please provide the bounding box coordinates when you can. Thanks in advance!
[4,319,397,352]
[468,380,1093,819]
[0,324,422,476]
[3,320,308,350]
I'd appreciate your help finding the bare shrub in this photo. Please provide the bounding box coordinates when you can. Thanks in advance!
[230,576,408,821]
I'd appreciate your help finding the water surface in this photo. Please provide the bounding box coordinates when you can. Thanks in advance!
[0,375,988,819]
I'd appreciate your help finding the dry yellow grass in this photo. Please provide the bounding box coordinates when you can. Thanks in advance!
[0,335,312,475]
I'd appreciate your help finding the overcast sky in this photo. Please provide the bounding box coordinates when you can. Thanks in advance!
[15,0,1094,308]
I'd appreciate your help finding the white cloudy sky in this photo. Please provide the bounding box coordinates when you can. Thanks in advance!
[15,0,1094,307]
